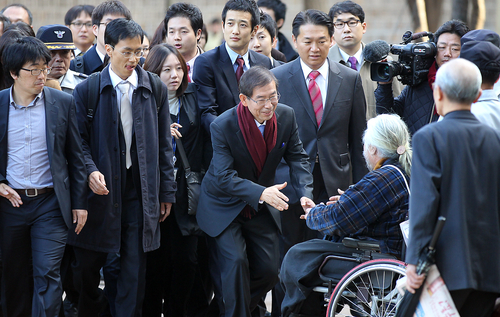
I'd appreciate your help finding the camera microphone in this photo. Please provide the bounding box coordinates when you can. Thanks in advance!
[402,31,434,42]
[363,40,390,63]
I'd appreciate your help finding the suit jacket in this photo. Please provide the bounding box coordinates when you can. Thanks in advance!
[196,104,313,237]
[69,45,104,75]
[407,111,500,293]
[328,43,403,120]
[272,58,368,203]
[0,87,87,229]
[193,44,272,134]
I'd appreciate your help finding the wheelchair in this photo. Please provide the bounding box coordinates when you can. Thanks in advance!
[312,237,407,317]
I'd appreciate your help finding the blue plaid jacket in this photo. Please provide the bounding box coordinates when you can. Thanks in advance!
[306,160,409,256]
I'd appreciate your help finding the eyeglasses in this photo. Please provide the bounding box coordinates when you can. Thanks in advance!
[333,19,361,29]
[70,21,93,29]
[20,67,51,76]
[247,92,280,107]
[109,45,144,58]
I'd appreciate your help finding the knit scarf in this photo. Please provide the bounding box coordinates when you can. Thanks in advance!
[237,102,277,218]
[427,61,438,115]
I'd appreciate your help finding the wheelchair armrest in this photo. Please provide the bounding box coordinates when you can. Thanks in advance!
[342,237,381,252]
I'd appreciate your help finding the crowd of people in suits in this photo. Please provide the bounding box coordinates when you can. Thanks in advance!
[0,0,499,317]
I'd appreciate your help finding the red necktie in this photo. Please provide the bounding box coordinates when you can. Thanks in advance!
[235,57,244,84]
[308,71,323,126]
[186,63,192,83]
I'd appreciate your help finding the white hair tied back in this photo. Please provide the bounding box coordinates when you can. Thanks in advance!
[363,114,412,176]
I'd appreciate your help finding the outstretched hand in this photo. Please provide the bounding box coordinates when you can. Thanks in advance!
[299,197,315,219]
[260,182,289,211]
[0,183,23,207]
[326,188,344,205]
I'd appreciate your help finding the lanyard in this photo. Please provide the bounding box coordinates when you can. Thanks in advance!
[172,99,181,164]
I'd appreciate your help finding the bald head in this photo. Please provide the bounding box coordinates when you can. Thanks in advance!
[434,58,481,108]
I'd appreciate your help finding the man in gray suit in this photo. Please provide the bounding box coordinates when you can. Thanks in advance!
[0,36,87,316]
[406,58,500,317]
[327,0,402,120]
[271,10,368,314]
[272,9,367,256]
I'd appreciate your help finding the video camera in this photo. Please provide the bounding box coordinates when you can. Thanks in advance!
[370,31,437,86]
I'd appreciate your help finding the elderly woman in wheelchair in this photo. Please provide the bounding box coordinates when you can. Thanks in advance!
[280,114,411,317]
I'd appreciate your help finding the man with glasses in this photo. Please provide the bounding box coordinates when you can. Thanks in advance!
[65,5,95,57]
[328,0,402,120]
[196,66,313,317]
[69,18,176,316]
[69,0,131,75]
[0,36,87,316]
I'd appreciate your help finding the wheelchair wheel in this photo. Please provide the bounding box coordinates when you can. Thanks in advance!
[326,259,406,317]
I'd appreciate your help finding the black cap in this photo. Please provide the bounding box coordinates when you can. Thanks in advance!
[460,40,500,72]
[461,29,500,48]
[36,24,76,50]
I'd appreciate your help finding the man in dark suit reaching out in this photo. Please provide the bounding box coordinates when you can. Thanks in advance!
[196,66,313,317]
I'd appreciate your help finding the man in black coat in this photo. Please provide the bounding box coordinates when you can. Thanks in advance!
[69,19,176,316]
[0,37,87,316]
[197,66,313,317]
[405,58,500,317]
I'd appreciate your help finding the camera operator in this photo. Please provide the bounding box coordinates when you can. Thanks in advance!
[327,1,403,120]
[375,20,469,135]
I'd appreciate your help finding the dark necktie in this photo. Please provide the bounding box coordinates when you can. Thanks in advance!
[308,71,323,126]
[348,56,358,71]
[235,57,244,84]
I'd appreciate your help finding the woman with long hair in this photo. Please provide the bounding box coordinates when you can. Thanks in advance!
[142,43,210,316]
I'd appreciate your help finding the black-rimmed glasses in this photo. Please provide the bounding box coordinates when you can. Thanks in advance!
[333,19,361,29]
[20,67,51,76]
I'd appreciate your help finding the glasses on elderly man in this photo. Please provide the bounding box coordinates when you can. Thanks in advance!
[247,92,280,107]
[21,67,51,76]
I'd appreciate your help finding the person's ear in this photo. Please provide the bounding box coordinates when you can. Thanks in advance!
[10,71,17,80]
[276,18,284,29]
[105,44,113,57]
[272,36,278,49]
[368,145,376,155]
[292,34,297,50]
[240,93,249,107]
[196,29,202,42]
[92,24,98,37]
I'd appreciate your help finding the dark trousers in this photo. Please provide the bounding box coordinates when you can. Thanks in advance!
[143,210,212,317]
[450,289,499,317]
[214,209,280,317]
[0,191,67,317]
[280,240,361,317]
[273,164,327,316]
[73,169,146,317]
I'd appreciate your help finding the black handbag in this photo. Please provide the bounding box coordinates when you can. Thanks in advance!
[175,137,203,215]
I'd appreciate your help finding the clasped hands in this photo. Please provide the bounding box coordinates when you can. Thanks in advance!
[299,188,345,220]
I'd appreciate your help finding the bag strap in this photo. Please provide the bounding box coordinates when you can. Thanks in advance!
[385,164,410,195]
[86,72,101,122]
[175,137,191,175]
[74,55,85,74]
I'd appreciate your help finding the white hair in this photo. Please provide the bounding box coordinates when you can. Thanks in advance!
[363,114,412,176]
[434,58,482,104]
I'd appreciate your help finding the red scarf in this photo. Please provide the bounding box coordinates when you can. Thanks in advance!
[237,102,277,217]
[427,61,438,115]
